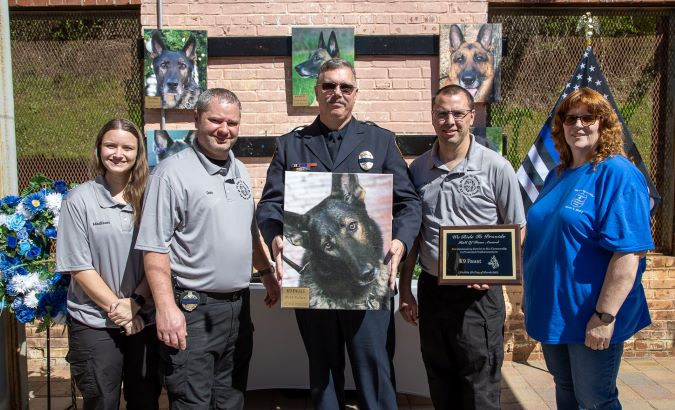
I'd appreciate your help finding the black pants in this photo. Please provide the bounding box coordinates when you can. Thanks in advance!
[160,289,252,410]
[295,300,397,410]
[66,317,161,410]
[417,271,505,410]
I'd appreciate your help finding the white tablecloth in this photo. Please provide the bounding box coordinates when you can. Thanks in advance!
[247,281,430,397]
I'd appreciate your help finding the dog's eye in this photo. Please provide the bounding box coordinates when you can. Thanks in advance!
[475,54,486,62]
[347,222,358,232]
[179,62,187,69]
[323,242,333,251]
[454,55,465,64]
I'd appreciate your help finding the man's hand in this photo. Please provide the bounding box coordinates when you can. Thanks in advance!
[383,239,405,290]
[271,235,285,282]
[261,271,281,307]
[123,314,146,336]
[467,284,490,291]
[585,314,614,350]
[108,298,139,327]
[399,288,418,326]
[156,302,187,350]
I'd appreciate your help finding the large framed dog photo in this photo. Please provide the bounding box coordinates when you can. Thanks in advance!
[291,27,355,107]
[146,129,195,167]
[439,23,503,102]
[282,172,394,310]
[144,29,207,110]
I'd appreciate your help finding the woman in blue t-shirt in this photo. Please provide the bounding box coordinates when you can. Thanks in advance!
[523,87,653,409]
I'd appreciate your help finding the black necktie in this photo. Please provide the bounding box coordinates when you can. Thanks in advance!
[326,131,341,161]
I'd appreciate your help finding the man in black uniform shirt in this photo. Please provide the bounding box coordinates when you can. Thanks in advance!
[256,59,421,409]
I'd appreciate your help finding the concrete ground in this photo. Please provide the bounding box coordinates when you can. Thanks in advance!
[28,357,675,409]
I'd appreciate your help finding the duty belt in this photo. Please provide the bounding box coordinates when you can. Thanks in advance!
[174,287,245,312]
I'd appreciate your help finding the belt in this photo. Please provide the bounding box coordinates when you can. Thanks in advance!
[174,288,245,312]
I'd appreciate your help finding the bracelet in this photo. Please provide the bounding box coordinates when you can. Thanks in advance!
[258,265,275,277]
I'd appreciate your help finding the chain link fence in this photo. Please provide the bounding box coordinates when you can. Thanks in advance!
[488,7,674,252]
[10,9,143,188]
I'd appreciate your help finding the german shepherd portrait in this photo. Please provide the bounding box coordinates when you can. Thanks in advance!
[440,23,502,102]
[291,28,355,106]
[283,173,393,310]
[294,31,340,78]
[146,129,195,167]
[147,30,202,109]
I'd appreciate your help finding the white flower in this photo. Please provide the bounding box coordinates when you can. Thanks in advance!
[10,272,43,295]
[23,291,39,309]
[52,214,59,228]
[0,213,6,227]
[15,202,30,218]
[45,192,62,215]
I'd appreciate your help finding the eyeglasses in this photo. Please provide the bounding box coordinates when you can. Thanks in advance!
[563,115,600,127]
[318,82,357,95]
[432,109,473,122]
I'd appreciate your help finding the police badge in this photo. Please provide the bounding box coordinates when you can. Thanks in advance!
[358,151,374,171]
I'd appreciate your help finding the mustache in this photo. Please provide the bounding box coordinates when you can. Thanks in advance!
[327,96,348,106]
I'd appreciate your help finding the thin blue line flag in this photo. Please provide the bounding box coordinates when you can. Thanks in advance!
[517,46,660,214]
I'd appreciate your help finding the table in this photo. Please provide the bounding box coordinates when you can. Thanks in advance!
[247,281,430,397]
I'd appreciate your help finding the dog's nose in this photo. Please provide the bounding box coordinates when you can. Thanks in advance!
[461,73,477,84]
[166,81,179,89]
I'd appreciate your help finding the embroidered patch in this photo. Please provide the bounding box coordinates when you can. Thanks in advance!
[458,175,480,197]
[235,178,251,200]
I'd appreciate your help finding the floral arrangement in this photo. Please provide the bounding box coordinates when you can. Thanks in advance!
[0,175,72,331]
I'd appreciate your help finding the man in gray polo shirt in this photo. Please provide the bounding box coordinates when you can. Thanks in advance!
[400,85,525,410]
[136,88,279,409]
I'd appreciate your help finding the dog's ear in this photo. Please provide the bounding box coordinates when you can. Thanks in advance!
[327,31,340,58]
[154,130,173,154]
[284,211,309,247]
[477,24,494,51]
[183,34,197,60]
[317,32,326,50]
[449,24,465,51]
[151,31,166,58]
[332,174,365,204]
[184,130,195,145]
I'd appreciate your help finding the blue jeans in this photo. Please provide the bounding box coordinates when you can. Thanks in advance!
[542,343,623,410]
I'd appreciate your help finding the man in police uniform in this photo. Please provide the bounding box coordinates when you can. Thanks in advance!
[399,85,526,410]
[136,88,280,409]
[256,59,421,409]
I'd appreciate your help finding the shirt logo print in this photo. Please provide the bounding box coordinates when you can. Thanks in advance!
[93,221,110,226]
[235,179,251,200]
[571,191,588,208]
[458,175,480,197]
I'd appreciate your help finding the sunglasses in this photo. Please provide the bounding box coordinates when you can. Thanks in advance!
[319,82,357,95]
[432,109,473,122]
[563,115,600,127]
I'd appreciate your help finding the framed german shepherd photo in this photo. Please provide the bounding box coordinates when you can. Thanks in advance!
[291,27,355,107]
[282,172,394,310]
[146,129,195,167]
[144,29,207,110]
[439,23,503,102]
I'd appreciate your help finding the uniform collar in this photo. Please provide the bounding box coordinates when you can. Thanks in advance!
[317,117,355,140]
[192,139,235,177]
[429,134,483,173]
[93,176,132,210]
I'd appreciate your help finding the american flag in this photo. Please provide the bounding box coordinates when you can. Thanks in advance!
[517,46,660,213]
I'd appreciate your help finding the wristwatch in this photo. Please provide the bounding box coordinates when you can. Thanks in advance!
[595,310,615,324]
[258,265,276,277]
[130,292,146,308]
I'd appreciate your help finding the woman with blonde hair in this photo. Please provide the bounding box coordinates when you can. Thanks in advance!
[523,88,653,409]
[56,119,160,409]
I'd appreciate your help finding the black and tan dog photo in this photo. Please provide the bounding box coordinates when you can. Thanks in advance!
[291,27,355,106]
[146,129,195,167]
[282,172,393,310]
[144,29,207,110]
[439,23,502,102]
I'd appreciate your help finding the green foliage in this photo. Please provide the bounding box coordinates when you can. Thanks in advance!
[144,30,208,91]
[51,19,104,41]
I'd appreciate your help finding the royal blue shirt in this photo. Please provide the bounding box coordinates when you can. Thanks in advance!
[523,155,653,344]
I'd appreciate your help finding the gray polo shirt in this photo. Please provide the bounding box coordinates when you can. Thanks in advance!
[135,141,254,292]
[55,176,152,328]
[409,136,526,277]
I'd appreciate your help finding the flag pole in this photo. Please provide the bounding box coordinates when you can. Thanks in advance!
[576,11,600,49]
